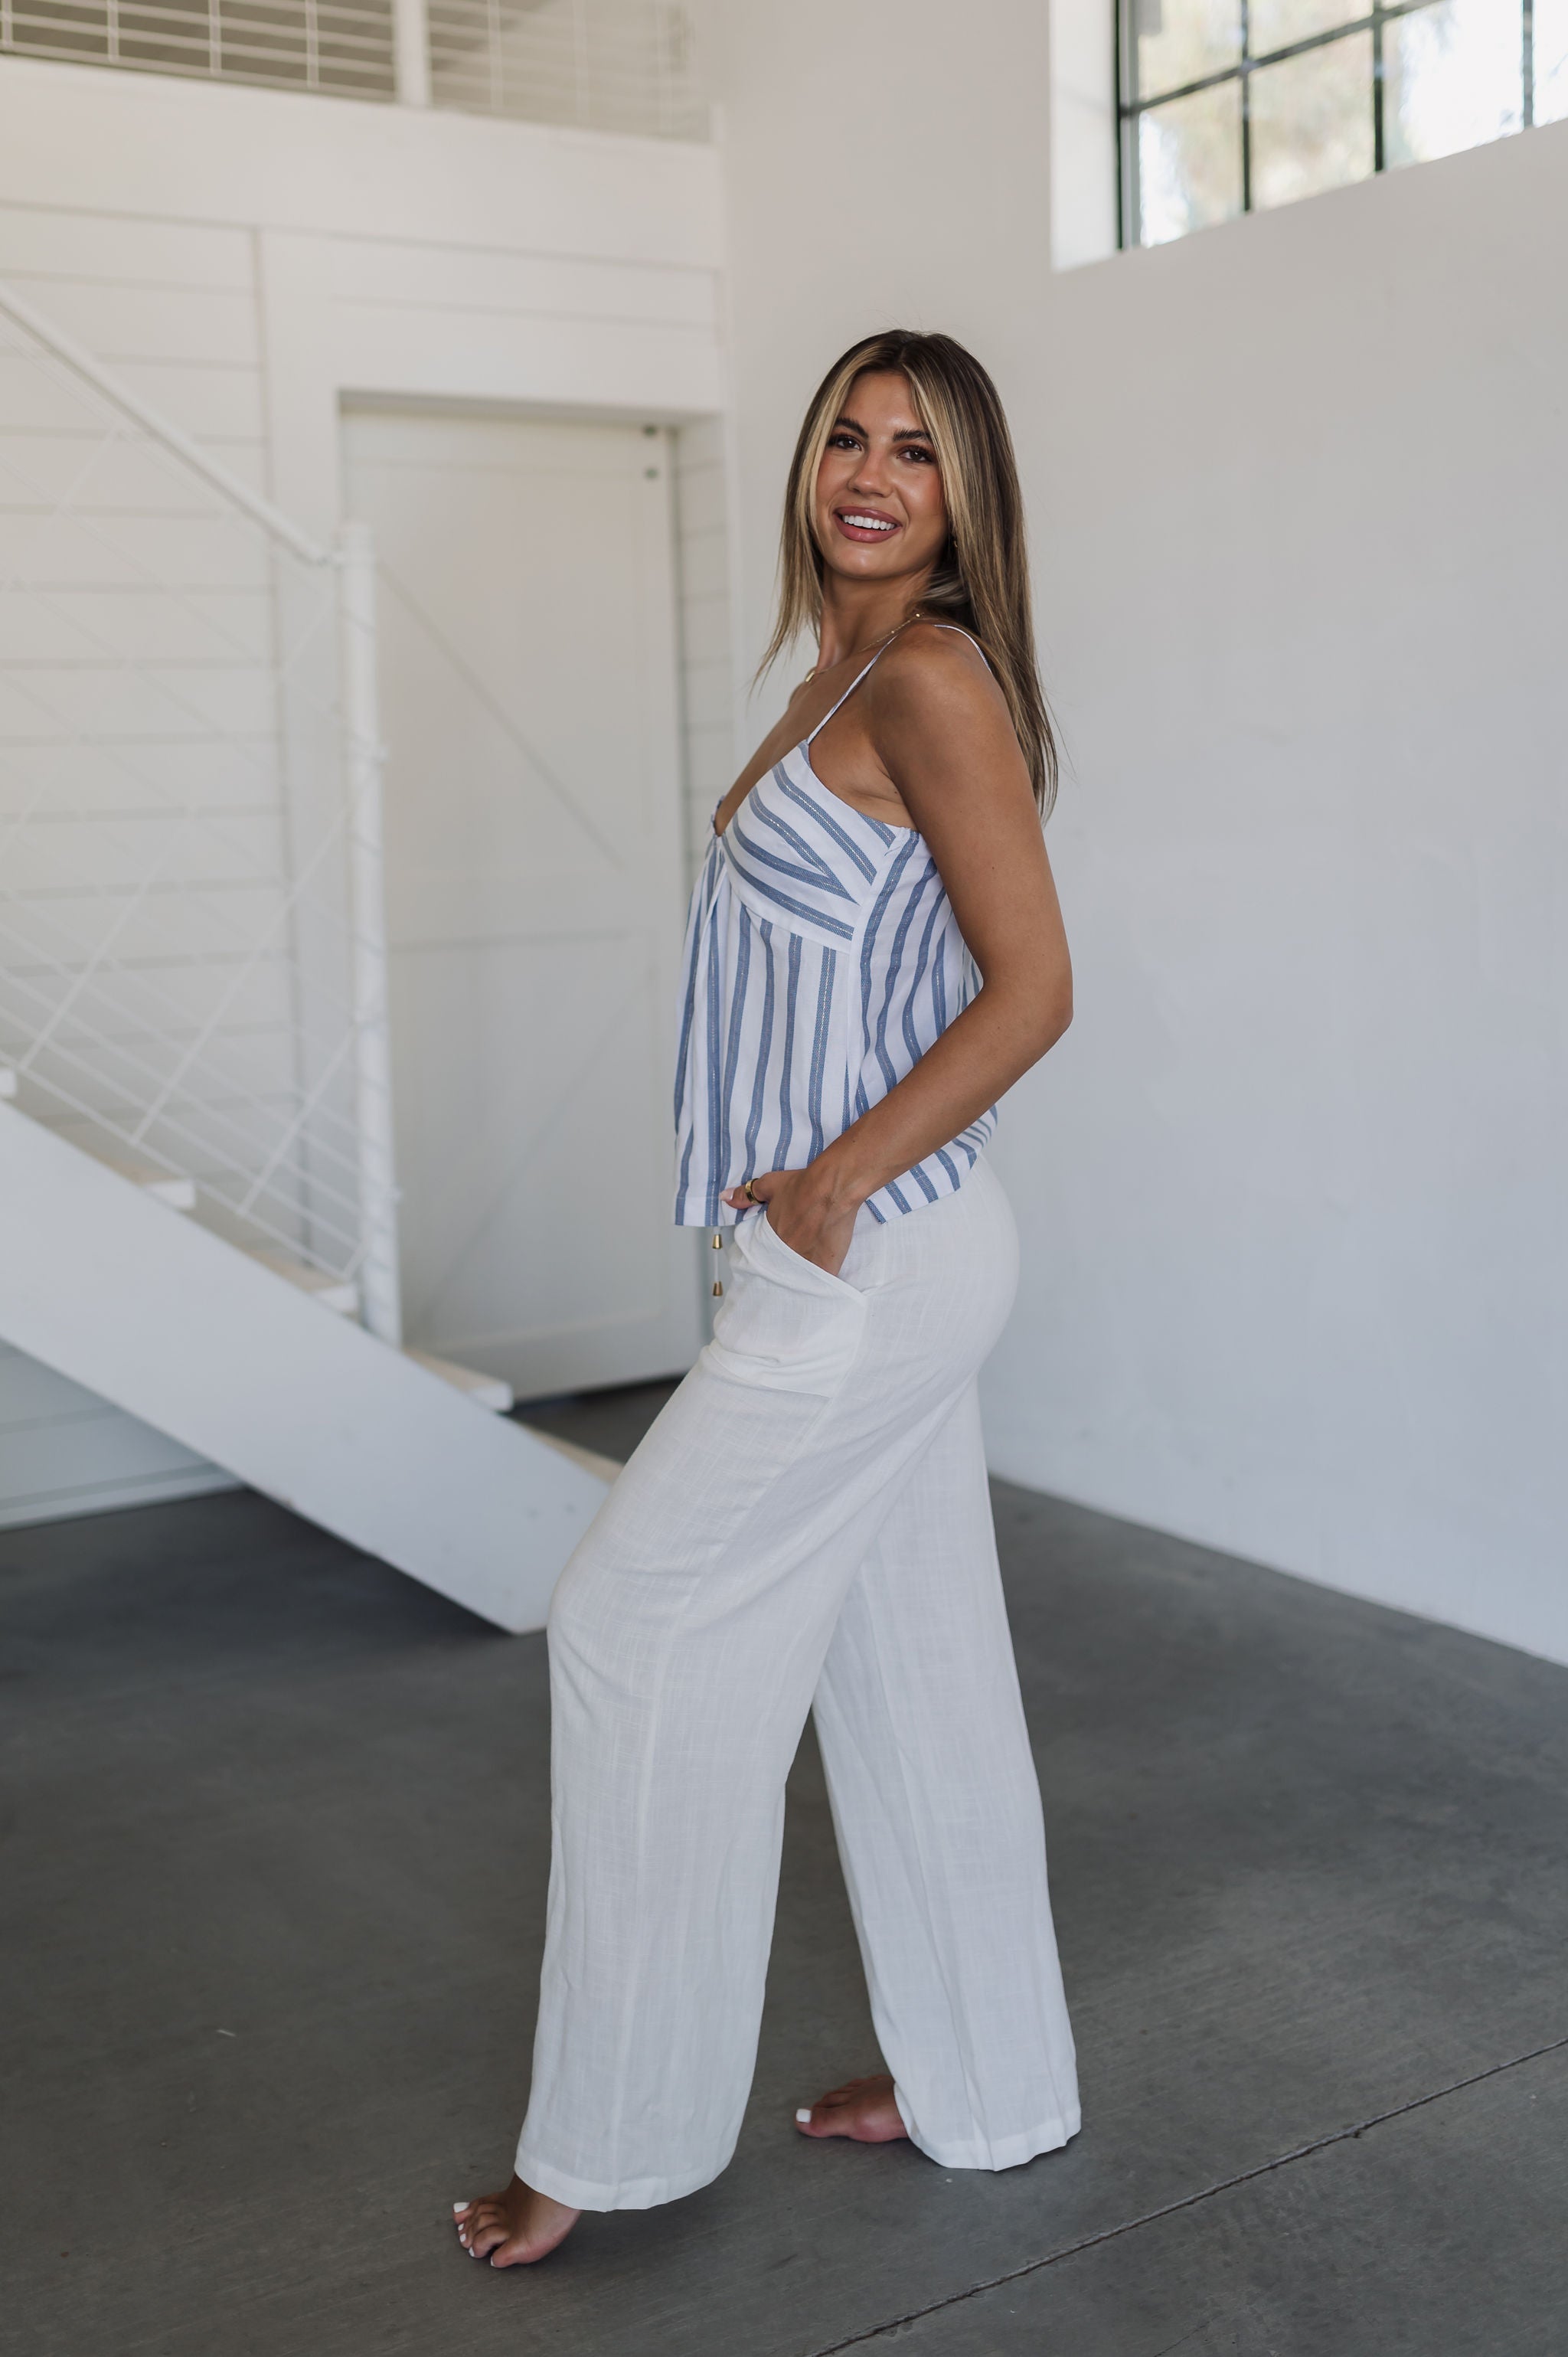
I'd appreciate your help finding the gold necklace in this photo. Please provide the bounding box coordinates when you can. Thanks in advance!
[805,610,922,687]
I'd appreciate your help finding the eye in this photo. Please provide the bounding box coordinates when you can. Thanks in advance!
[826,430,861,452]
[901,444,936,465]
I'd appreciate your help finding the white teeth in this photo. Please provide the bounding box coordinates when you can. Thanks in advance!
[841,512,894,531]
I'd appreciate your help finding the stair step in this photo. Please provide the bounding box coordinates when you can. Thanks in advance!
[99,1153,196,1211]
[524,1429,622,1486]
[247,1250,360,1316]
[403,1348,514,1414]
[0,1098,608,1631]
[0,1092,193,1209]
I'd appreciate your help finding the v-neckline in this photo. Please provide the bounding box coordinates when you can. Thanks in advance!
[714,742,916,846]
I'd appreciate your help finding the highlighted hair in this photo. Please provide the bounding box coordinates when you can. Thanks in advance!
[759,329,1057,816]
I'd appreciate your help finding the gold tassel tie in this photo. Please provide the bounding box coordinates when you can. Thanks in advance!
[711,1228,724,1297]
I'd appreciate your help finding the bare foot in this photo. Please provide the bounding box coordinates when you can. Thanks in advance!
[794,2071,910,2144]
[452,2175,580,2267]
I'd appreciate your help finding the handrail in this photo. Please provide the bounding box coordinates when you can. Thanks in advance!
[0,276,332,567]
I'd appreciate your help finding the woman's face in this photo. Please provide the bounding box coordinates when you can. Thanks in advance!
[812,370,949,594]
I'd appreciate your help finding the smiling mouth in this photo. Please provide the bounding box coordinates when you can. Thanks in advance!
[835,508,900,543]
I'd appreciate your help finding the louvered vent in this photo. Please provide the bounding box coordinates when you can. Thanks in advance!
[425,0,704,136]
[0,0,397,97]
[0,0,705,132]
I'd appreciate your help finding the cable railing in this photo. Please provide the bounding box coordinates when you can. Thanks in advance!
[0,279,402,1344]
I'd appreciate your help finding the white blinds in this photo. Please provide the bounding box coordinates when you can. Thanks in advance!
[428,0,704,136]
[0,0,397,99]
[0,0,706,133]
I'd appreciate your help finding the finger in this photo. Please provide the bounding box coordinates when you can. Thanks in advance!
[723,1172,777,1208]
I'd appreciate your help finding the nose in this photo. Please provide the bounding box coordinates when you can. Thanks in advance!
[849,444,894,499]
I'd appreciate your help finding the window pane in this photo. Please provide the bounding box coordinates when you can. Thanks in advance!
[1250,29,1374,208]
[1132,0,1243,102]
[1138,79,1244,241]
[1384,0,1524,165]
[1534,0,1568,121]
[1250,0,1363,65]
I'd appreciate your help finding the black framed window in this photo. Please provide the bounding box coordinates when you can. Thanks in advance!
[1119,0,1568,246]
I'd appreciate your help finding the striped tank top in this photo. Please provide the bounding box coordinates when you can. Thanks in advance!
[673,627,997,1228]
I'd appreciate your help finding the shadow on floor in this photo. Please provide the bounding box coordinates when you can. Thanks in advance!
[2,1381,1565,2355]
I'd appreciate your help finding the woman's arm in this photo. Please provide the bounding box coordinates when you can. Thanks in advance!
[726,631,1071,1272]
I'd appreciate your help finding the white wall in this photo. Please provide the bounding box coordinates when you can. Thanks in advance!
[708,1,1568,1666]
[0,55,725,1526]
[671,411,740,874]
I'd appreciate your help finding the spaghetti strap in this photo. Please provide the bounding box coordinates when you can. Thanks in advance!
[803,620,992,750]
[930,623,994,675]
[803,642,897,747]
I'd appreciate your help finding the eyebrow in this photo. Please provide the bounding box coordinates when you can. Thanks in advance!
[833,413,933,444]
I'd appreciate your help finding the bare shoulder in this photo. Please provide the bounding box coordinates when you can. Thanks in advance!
[871,621,1004,730]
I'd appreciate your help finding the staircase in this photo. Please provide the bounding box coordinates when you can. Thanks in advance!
[0,282,614,1633]
[0,1075,610,1632]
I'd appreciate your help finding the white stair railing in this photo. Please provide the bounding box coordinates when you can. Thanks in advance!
[0,279,403,1341]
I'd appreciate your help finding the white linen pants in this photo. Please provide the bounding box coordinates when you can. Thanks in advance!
[514,1159,1079,2211]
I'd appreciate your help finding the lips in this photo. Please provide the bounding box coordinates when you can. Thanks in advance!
[834,508,901,544]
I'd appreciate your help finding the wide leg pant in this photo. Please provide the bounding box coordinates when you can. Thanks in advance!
[514,1160,1079,2210]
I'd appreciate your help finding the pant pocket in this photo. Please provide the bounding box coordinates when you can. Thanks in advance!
[702,1210,867,1395]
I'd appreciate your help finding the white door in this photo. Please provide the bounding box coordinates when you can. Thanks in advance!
[342,409,702,1398]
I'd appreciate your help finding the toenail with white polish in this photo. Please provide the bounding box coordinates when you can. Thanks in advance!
[795,2107,812,2122]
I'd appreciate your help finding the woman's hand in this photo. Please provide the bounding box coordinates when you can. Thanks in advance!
[721,1165,861,1277]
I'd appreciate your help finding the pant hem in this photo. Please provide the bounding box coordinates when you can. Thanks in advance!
[512,2142,731,2214]
[904,2107,1082,2173]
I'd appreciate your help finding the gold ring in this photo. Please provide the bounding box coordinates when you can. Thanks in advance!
[743,1177,761,1205]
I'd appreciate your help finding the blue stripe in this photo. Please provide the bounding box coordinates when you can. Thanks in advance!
[933,1146,962,1188]
[872,859,936,1093]
[675,884,722,1208]
[775,765,878,883]
[858,834,920,1097]
[932,933,949,1034]
[716,899,753,1191]
[730,809,854,900]
[727,858,856,940]
[742,917,776,1176]
[702,882,725,1206]
[772,933,802,1171]
[907,1161,939,1203]
[885,1175,913,1213]
[748,796,848,891]
[807,951,836,1160]
[902,890,949,1067]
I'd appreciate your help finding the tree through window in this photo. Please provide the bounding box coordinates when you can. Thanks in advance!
[1119,0,1568,245]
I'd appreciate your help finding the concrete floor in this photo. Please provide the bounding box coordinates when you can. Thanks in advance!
[3,1380,1565,2356]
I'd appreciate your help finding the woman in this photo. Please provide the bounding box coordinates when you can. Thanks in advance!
[455,329,1079,2266]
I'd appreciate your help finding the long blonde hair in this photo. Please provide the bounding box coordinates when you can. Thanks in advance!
[758,329,1057,816]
